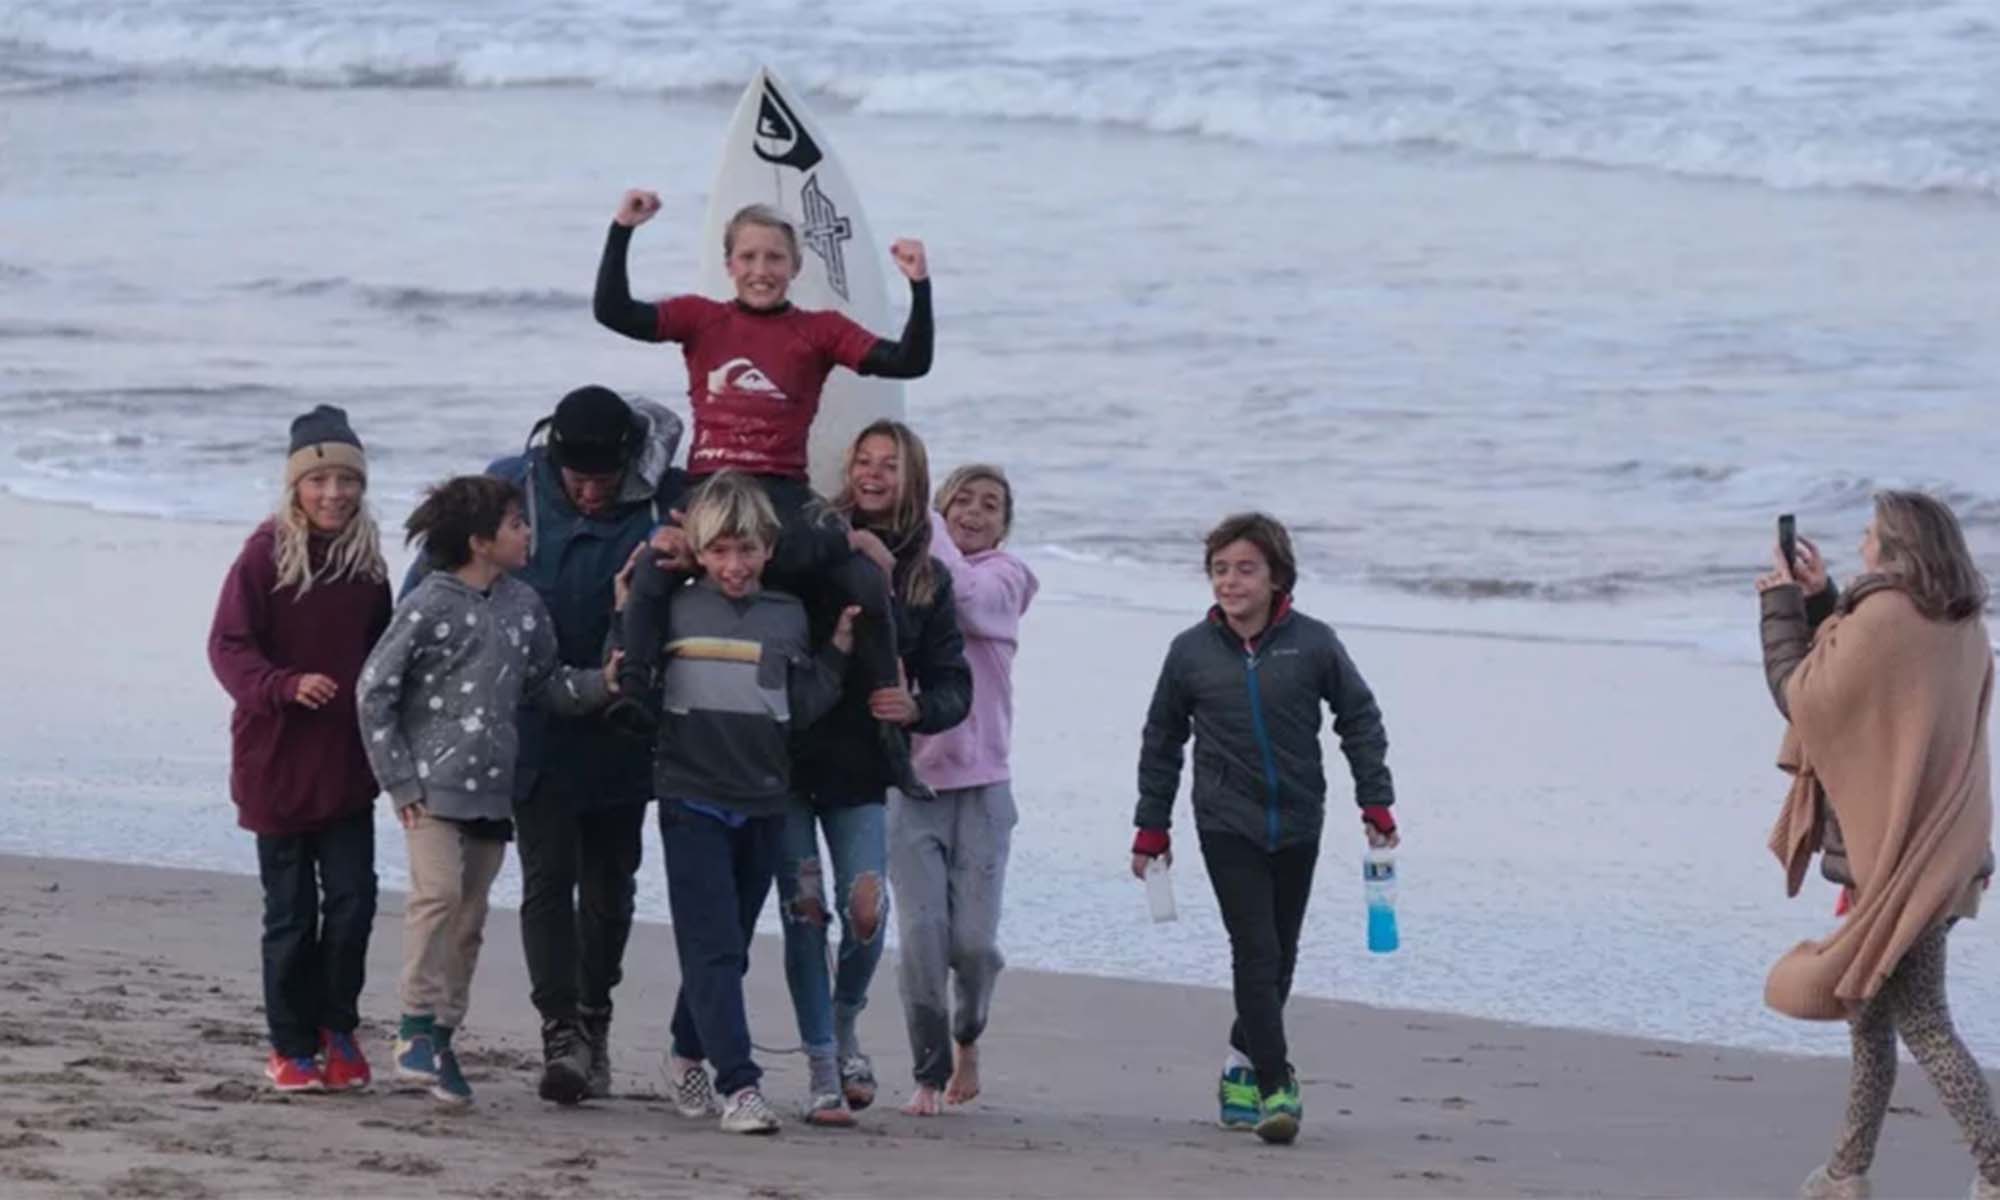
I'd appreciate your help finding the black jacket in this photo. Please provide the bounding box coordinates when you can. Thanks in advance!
[1135,602,1393,851]
[793,552,972,807]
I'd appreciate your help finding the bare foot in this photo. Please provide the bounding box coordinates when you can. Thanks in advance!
[944,1042,981,1105]
[901,1084,944,1116]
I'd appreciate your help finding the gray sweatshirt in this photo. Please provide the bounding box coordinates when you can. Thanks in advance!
[359,571,610,820]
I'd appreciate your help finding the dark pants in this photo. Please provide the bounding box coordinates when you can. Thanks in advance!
[673,472,900,690]
[660,801,782,1097]
[515,777,646,1022]
[1199,830,1319,1096]
[255,809,378,1060]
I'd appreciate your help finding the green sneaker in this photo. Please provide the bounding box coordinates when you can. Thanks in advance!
[1255,1073,1302,1145]
[1218,1065,1260,1130]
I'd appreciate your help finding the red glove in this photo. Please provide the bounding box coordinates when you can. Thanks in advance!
[1361,806,1396,837]
[1132,828,1171,858]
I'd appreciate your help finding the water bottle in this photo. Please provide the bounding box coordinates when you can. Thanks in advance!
[1363,846,1399,954]
[1145,856,1178,923]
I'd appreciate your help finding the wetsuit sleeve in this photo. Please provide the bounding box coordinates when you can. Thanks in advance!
[1323,632,1394,810]
[789,635,850,729]
[617,549,676,698]
[909,568,973,736]
[855,279,933,378]
[1135,643,1191,832]
[594,222,667,342]
[206,541,298,716]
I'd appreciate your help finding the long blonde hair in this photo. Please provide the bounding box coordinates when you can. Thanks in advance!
[832,419,937,608]
[271,469,388,598]
[1869,490,1989,622]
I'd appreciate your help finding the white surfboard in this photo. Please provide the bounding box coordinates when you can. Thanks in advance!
[699,66,906,496]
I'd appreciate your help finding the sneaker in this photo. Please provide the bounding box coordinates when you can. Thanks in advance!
[579,1007,613,1100]
[394,1032,440,1084]
[838,1053,878,1112]
[802,1091,856,1127]
[264,1050,325,1093]
[319,1029,372,1092]
[1255,1072,1303,1145]
[431,1046,472,1108]
[1799,1165,1870,1198]
[668,1061,721,1119]
[538,1018,591,1106]
[1217,1064,1260,1130]
[719,1086,781,1135]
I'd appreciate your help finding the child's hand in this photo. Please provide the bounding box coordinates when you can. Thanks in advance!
[831,605,862,655]
[397,803,426,831]
[890,238,928,281]
[603,649,624,693]
[1130,851,1171,880]
[652,521,693,571]
[869,679,920,726]
[616,189,662,228]
[293,674,339,709]
[613,544,643,612]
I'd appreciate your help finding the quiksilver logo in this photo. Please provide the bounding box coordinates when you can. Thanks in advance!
[753,82,823,172]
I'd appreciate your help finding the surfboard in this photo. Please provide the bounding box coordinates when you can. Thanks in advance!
[699,66,906,497]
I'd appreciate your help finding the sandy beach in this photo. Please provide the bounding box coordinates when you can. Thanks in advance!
[3,495,1999,1197]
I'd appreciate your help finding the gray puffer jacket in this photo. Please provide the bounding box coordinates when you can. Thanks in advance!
[360,572,610,821]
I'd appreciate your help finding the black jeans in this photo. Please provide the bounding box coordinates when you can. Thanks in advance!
[515,777,646,1022]
[660,801,782,1097]
[1199,830,1319,1096]
[255,809,378,1059]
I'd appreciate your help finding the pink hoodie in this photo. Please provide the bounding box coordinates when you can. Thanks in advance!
[913,510,1039,791]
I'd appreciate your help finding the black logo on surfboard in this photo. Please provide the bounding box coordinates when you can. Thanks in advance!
[801,176,853,301]
[753,82,823,172]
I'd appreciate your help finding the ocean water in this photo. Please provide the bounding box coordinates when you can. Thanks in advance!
[3,0,1998,1054]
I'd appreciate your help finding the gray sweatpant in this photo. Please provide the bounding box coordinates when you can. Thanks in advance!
[888,782,1016,1088]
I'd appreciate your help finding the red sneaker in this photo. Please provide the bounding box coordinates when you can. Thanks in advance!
[319,1029,373,1092]
[265,1050,325,1093]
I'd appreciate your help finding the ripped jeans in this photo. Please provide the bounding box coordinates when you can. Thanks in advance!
[776,800,890,1064]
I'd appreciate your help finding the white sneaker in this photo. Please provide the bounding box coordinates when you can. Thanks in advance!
[665,1061,720,1120]
[719,1086,781,1135]
[1800,1164,1870,1199]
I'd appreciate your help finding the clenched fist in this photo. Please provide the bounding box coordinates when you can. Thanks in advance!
[616,189,663,228]
[889,238,928,281]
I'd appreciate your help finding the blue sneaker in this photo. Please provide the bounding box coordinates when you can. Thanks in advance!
[431,1046,472,1108]
[394,1015,439,1085]
[1218,1064,1259,1130]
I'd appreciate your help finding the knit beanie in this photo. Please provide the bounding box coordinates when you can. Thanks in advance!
[285,405,367,488]
[548,386,637,475]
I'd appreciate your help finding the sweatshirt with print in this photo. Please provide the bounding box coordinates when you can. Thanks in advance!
[359,571,611,821]
[620,566,847,817]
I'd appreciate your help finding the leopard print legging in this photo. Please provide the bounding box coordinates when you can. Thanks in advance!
[1829,923,2000,1183]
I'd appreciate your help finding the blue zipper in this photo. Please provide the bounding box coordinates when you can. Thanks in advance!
[1243,650,1283,851]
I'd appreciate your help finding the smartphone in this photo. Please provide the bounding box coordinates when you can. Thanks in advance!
[1778,513,1797,569]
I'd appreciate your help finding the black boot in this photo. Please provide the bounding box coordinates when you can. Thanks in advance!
[880,722,934,801]
[538,1017,591,1106]
[579,1006,613,1100]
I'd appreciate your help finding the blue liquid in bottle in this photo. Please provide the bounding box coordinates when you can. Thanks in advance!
[1364,849,1400,954]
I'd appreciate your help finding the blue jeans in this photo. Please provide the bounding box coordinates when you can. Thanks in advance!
[776,801,889,1062]
[660,800,781,1097]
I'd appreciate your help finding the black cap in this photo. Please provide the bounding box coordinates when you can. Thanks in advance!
[288,404,362,455]
[548,386,637,475]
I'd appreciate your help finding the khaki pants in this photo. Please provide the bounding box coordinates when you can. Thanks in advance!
[399,813,507,1030]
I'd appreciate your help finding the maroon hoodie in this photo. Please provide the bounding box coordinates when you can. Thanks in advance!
[207,521,392,836]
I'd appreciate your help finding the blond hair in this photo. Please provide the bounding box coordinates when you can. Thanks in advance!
[1870,490,1989,621]
[935,463,1015,542]
[723,204,801,268]
[270,467,388,597]
[684,470,781,556]
[832,420,938,607]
